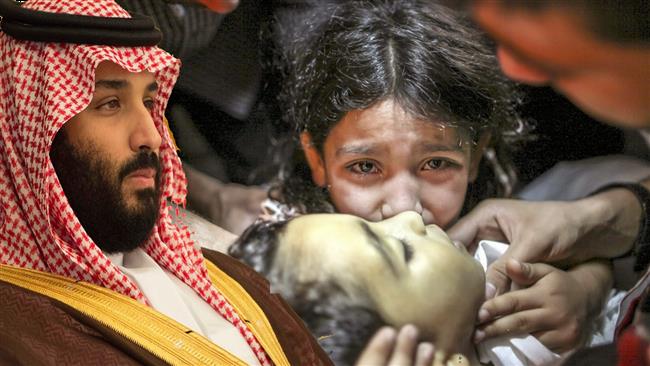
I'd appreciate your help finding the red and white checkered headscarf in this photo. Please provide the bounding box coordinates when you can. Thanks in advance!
[0,1,270,364]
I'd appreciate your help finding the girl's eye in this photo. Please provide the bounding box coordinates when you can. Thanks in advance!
[422,159,451,170]
[348,161,380,175]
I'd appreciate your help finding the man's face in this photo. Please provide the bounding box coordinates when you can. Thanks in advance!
[50,61,162,253]
[471,1,650,127]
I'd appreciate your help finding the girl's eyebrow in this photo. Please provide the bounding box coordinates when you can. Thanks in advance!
[336,143,382,157]
[416,142,463,153]
[359,221,399,276]
[335,141,463,157]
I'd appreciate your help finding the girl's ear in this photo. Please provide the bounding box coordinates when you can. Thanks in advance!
[300,132,327,187]
[469,132,491,182]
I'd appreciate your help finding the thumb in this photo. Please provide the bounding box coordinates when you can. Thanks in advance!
[448,214,483,249]
[448,206,508,249]
[505,259,555,287]
[485,258,511,296]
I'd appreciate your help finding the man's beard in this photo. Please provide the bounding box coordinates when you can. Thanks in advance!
[50,131,162,253]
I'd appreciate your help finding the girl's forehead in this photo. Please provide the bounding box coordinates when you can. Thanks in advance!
[334,100,472,142]
[329,115,470,153]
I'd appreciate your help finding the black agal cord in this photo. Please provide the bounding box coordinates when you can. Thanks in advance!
[0,0,161,46]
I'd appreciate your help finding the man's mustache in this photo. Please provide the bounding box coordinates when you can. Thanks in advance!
[118,151,161,183]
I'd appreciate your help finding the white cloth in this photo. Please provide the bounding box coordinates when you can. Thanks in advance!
[474,240,624,366]
[107,249,260,366]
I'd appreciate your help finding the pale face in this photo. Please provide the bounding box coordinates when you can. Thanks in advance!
[275,211,485,352]
[303,100,483,229]
[61,61,161,210]
[472,2,650,127]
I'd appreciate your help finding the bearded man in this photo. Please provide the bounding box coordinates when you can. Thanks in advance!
[0,1,328,364]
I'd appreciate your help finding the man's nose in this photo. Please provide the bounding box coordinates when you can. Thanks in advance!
[497,47,550,85]
[129,105,161,153]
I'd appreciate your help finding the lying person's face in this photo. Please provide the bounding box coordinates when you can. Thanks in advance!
[302,99,485,229]
[50,61,162,253]
[275,211,485,353]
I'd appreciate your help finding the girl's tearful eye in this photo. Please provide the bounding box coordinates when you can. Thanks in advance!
[348,160,380,175]
[424,159,446,170]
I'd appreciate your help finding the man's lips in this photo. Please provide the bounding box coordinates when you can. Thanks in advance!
[127,168,156,179]
[125,168,156,187]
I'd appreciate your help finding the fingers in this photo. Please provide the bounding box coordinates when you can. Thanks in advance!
[485,282,496,301]
[387,325,419,365]
[451,240,465,251]
[486,259,557,296]
[355,327,397,365]
[356,325,433,366]
[474,308,548,343]
[505,260,556,287]
[478,288,542,325]
[447,220,479,250]
[476,309,583,353]
[447,200,509,248]
[414,342,435,366]
[485,258,511,296]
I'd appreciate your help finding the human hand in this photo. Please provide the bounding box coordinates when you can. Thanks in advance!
[450,199,593,263]
[184,164,267,235]
[448,198,630,294]
[217,183,267,235]
[355,325,435,366]
[474,259,608,353]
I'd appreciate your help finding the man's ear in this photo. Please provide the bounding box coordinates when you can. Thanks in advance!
[468,133,491,182]
[300,132,327,187]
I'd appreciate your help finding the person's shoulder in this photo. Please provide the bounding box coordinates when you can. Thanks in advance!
[0,279,143,365]
[202,247,266,287]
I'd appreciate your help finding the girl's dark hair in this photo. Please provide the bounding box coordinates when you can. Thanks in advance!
[271,0,529,214]
[230,221,383,365]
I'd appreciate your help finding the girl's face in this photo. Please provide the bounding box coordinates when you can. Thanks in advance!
[302,99,485,229]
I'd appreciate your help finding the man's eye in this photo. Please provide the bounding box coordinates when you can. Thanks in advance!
[98,99,120,111]
[144,99,155,111]
[348,161,380,175]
